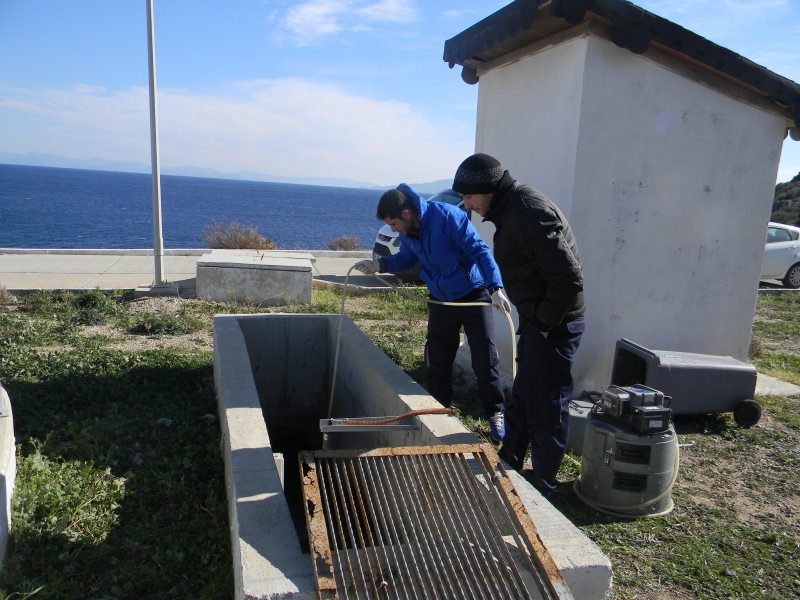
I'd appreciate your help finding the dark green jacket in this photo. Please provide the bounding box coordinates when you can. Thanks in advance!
[483,172,585,333]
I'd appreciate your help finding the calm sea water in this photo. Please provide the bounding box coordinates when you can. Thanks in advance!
[0,163,392,250]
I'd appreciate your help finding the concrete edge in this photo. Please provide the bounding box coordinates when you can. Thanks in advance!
[0,383,16,568]
[213,317,316,600]
[506,470,613,599]
[0,248,372,258]
[758,288,800,294]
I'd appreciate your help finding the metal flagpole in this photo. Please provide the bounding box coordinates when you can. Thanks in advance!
[146,0,166,286]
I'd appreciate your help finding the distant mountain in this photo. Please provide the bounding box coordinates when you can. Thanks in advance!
[0,151,381,188]
[0,151,452,192]
[0,151,152,174]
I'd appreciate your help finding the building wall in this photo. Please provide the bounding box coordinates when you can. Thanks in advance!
[472,36,589,377]
[472,31,786,392]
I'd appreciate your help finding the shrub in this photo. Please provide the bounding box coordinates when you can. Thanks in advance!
[0,285,14,305]
[202,218,277,250]
[327,235,361,251]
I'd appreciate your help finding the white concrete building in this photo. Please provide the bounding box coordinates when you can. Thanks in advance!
[444,0,800,392]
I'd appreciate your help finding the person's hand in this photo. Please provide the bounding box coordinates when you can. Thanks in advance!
[354,260,380,275]
[491,288,511,315]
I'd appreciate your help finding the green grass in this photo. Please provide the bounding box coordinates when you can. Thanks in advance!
[2,287,798,599]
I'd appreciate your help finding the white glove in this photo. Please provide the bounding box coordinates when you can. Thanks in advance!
[491,288,511,315]
[354,259,380,275]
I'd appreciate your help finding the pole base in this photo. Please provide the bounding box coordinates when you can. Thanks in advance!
[134,282,180,298]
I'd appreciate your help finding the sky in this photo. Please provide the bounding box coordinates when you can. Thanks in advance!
[0,0,799,186]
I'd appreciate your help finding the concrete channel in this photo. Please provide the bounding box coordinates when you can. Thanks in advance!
[214,313,612,599]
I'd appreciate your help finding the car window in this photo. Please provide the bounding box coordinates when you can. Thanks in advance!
[428,189,462,206]
[767,227,793,243]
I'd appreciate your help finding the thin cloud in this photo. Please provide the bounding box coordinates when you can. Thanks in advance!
[0,79,471,185]
[279,0,419,44]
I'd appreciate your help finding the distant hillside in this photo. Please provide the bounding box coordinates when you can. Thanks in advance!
[771,171,800,225]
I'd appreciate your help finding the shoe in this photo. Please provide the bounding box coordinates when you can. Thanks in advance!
[488,411,505,442]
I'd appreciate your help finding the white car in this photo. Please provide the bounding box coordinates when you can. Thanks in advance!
[372,189,467,281]
[761,222,800,288]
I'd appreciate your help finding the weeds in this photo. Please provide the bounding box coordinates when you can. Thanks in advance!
[0,285,13,305]
[128,311,205,336]
[201,218,277,250]
[326,235,361,251]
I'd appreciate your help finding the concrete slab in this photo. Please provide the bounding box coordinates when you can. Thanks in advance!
[103,255,200,274]
[2,273,105,290]
[755,373,800,396]
[134,283,181,298]
[0,255,120,274]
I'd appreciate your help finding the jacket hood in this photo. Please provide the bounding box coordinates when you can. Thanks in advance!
[396,183,428,220]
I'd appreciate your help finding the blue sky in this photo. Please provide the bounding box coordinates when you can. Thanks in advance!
[1,0,798,186]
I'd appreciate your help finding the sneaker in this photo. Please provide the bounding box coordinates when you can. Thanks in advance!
[488,411,505,442]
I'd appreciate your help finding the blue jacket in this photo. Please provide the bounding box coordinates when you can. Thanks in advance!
[378,184,503,301]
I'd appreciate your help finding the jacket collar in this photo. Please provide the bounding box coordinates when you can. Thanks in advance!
[483,171,516,223]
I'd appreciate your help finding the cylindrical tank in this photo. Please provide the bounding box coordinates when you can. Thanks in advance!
[577,412,678,517]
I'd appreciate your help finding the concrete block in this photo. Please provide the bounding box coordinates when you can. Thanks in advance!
[197,255,312,306]
[0,383,16,568]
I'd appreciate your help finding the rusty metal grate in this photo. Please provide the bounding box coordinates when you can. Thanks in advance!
[300,444,573,600]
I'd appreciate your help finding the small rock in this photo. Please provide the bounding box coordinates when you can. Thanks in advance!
[156,417,172,427]
[200,414,218,425]
[724,568,737,577]
[132,453,146,466]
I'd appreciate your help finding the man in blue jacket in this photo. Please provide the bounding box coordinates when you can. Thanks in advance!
[354,184,511,441]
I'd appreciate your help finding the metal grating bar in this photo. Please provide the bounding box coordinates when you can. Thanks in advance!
[300,444,574,600]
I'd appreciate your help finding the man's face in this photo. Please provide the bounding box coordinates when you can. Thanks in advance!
[460,193,493,216]
[383,209,417,235]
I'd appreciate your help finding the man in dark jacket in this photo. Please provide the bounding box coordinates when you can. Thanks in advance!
[454,154,585,498]
[353,184,512,441]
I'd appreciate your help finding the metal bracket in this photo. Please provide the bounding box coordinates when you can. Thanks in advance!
[319,416,421,433]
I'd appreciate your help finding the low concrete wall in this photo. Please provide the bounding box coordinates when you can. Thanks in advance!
[0,383,16,567]
[214,313,612,599]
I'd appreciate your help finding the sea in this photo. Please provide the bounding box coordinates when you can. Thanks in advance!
[0,163,401,250]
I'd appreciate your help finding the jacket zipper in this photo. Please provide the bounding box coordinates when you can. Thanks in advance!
[418,228,445,300]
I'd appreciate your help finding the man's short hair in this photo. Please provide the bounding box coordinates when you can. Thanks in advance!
[377,189,417,220]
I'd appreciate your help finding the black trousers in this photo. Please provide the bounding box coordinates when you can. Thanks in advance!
[499,316,585,498]
[425,288,505,418]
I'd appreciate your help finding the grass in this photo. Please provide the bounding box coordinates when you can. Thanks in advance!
[753,293,800,385]
[1,287,798,598]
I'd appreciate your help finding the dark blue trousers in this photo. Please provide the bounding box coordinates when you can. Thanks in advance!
[499,316,585,498]
[425,288,505,419]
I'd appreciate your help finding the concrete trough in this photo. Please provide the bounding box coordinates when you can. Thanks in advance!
[197,254,313,306]
[214,313,612,599]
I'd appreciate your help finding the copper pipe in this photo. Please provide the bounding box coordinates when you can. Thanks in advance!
[344,407,453,426]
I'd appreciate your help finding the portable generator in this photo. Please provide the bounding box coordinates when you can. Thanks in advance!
[575,384,678,518]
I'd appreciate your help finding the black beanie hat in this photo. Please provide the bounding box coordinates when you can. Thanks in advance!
[452,153,505,195]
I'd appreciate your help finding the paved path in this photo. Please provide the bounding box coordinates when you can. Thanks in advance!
[0,248,387,293]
